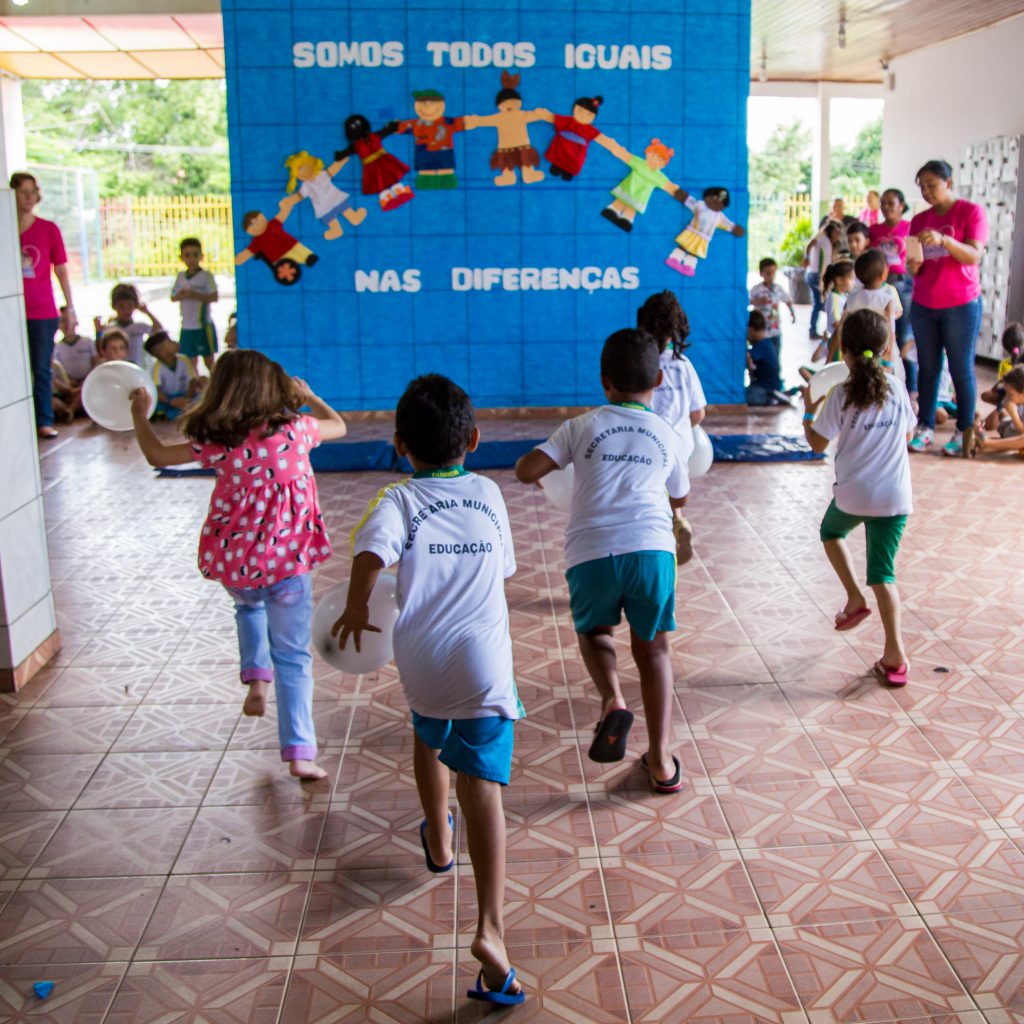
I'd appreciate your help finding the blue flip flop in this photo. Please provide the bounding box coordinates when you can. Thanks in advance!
[467,967,525,1005]
[419,812,454,873]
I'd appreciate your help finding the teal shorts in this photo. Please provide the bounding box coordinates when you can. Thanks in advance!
[565,550,676,641]
[179,325,217,358]
[412,713,515,785]
[820,500,908,585]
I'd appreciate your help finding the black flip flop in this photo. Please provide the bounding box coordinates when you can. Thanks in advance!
[641,752,684,794]
[588,709,634,763]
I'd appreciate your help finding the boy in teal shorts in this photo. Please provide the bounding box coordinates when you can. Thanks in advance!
[171,236,218,372]
[515,329,693,793]
[334,374,525,1007]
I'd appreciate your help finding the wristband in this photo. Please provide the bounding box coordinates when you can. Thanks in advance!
[880,359,893,367]
[802,412,815,423]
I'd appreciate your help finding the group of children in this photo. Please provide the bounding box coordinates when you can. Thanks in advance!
[49,237,227,423]
[127,284,918,1008]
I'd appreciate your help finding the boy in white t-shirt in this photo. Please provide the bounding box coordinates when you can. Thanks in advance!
[843,250,903,368]
[335,374,525,1008]
[802,308,916,687]
[145,330,203,420]
[171,237,218,372]
[515,329,692,794]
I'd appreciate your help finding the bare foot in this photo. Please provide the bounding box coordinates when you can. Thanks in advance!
[242,681,267,717]
[471,930,521,997]
[289,759,327,781]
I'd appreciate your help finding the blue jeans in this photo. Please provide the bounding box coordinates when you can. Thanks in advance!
[911,297,982,432]
[227,574,317,762]
[806,272,823,337]
[27,317,59,428]
[889,274,914,349]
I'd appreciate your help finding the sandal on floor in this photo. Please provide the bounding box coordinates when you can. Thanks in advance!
[419,812,454,873]
[588,708,634,763]
[873,660,909,687]
[641,752,684,794]
[467,967,525,1005]
[835,606,871,631]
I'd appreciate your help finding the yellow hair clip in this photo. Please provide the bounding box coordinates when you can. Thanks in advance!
[862,350,874,359]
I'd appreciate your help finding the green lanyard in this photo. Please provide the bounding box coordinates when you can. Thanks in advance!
[412,465,468,479]
[612,401,652,412]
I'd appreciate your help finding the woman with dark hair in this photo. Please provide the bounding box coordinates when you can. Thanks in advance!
[906,159,988,456]
[869,188,914,390]
[11,172,75,439]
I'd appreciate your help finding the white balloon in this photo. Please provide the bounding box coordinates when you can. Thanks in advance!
[688,425,714,478]
[808,361,850,404]
[82,360,157,431]
[540,464,574,511]
[313,572,400,675]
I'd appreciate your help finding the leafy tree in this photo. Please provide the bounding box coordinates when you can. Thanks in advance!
[831,115,881,197]
[750,120,812,196]
[23,79,229,197]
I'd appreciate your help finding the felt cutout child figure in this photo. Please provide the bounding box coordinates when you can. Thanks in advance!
[665,186,745,277]
[463,72,547,187]
[538,96,619,181]
[334,114,414,212]
[280,151,367,241]
[601,138,687,233]
[235,205,319,287]
[397,90,466,190]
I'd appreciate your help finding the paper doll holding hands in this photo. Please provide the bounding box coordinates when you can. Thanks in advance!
[537,95,620,181]
[600,138,687,232]
[665,186,746,277]
[334,114,414,212]
[279,151,367,240]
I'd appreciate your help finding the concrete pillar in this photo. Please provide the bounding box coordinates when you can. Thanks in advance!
[0,76,27,184]
[811,82,831,224]
[0,188,60,691]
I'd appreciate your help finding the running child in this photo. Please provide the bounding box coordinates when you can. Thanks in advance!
[515,329,691,793]
[802,308,916,686]
[129,349,347,780]
[172,237,218,372]
[334,374,524,1007]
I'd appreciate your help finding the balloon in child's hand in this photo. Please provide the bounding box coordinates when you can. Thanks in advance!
[540,465,574,511]
[688,425,714,478]
[82,360,157,431]
[313,573,399,675]
[808,360,850,404]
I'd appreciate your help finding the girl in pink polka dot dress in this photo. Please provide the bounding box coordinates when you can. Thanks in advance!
[129,350,348,781]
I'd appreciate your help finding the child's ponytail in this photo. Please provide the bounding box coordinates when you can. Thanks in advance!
[822,259,853,297]
[840,309,891,411]
[1001,322,1024,365]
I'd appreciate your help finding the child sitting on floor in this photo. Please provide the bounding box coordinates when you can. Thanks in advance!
[145,330,205,420]
[974,366,1024,456]
[746,311,789,406]
[54,305,95,386]
[335,374,525,1008]
[980,323,1024,430]
[515,329,692,793]
[802,308,916,687]
[50,358,81,421]
[94,327,131,364]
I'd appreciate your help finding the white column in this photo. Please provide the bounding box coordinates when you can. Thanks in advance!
[811,82,831,224]
[0,75,26,183]
[0,188,59,691]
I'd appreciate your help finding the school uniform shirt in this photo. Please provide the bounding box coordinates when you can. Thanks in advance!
[172,269,216,331]
[54,335,96,381]
[749,281,790,336]
[537,404,689,570]
[845,284,903,340]
[814,376,915,518]
[652,350,704,458]
[352,468,520,722]
[153,353,195,398]
[825,291,847,338]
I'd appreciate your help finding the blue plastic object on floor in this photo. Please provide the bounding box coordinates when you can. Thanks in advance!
[157,434,820,478]
[33,982,54,1000]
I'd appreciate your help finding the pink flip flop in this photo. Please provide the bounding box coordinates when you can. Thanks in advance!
[835,606,871,631]
[873,660,908,687]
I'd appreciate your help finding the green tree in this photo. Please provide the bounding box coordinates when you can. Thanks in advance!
[831,115,881,197]
[750,120,812,196]
[23,79,229,197]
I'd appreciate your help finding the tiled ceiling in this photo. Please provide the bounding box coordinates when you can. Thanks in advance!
[752,0,1024,82]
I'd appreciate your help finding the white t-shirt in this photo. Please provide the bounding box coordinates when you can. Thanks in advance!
[537,404,690,570]
[299,171,351,220]
[814,376,915,517]
[825,291,847,336]
[153,353,195,398]
[54,335,96,381]
[845,284,902,335]
[652,350,704,458]
[749,281,790,335]
[683,196,734,241]
[172,269,216,331]
[808,234,833,276]
[352,469,521,721]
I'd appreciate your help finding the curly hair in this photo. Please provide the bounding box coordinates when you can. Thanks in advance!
[840,309,892,412]
[636,290,690,358]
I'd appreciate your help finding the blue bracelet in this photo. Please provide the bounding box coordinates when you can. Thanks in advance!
[802,412,815,423]
[880,359,893,367]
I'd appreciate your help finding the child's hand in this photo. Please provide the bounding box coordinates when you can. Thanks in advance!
[93,315,104,334]
[128,387,151,417]
[292,376,314,404]
[801,385,824,414]
[673,516,694,566]
[331,607,381,653]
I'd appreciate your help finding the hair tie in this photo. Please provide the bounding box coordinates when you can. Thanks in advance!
[862,350,874,359]
[1014,348,1021,356]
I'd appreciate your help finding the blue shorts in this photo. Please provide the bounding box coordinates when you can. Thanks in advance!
[566,550,676,641]
[415,148,457,172]
[412,713,515,785]
[319,199,353,225]
[155,399,183,421]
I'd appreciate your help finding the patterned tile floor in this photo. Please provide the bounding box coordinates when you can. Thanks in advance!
[2,391,1024,1023]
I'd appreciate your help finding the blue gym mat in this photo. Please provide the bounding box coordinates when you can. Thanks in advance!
[156,434,822,478]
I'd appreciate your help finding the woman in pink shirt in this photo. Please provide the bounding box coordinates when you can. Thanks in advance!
[858,190,882,227]
[12,172,75,440]
[869,188,913,386]
[906,159,988,457]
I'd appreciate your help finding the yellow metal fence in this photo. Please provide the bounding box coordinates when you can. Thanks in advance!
[99,195,235,278]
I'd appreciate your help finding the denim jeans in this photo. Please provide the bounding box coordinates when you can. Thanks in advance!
[227,573,317,762]
[889,274,914,350]
[806,272,823,337]
[27,317,59,428]
[911,297,982,432]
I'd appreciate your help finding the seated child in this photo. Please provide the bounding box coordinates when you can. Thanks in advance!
[94,328,131,364]
[515,329,692,794]
[50,358,81,421]
[980,322,1024,430]
[53,305,96,385]
[145,330,204,420]
[975,366,1024,455]
[638,290,706,456]
[95,282,163,368]
[335,374,525,1007]
[746,311,789,406]
[749,257,796,362]
[223,312,238,353]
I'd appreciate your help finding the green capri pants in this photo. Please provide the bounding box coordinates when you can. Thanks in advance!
[819,500,908,585]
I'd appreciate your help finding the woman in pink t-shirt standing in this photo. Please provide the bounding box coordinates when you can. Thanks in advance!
[869,188,913,387]
[906,159,988,456]
[12,172,75,439]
